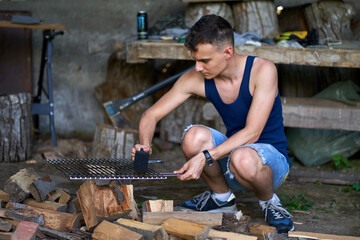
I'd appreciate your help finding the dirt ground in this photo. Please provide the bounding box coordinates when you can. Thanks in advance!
[1,135,359,239]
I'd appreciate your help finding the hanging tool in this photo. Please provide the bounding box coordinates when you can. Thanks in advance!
[103,66,194,128]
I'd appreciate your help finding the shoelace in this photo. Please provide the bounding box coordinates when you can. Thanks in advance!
[263,202,292,221]
[193,190,212,210]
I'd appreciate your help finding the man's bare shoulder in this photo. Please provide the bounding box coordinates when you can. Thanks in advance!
[175,68,205,96]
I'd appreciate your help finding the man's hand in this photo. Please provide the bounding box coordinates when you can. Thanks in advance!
[131,144,152,161]
[174,152,206,181]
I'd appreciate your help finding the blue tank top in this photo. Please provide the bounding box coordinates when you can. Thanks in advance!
[205,56,288,160]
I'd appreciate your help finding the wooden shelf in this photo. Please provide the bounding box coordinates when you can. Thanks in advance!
[126,40,360,131]
[127,40,360,68]
[281,97,360,131]
[0,21,65,30]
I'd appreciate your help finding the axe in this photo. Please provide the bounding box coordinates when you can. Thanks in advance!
[103,66,194,128]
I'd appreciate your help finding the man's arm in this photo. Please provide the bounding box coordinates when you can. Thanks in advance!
[131,69,204,159]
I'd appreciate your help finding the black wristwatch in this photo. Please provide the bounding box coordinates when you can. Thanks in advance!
[202,150,214,167]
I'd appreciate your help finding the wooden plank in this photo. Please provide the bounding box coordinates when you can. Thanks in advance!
[142,212,222,227]
[23,198,67,212]
[281,97,360,131]
[288,231,360,240]
[0,21,65,30]
[92,220,144,240]
[116,218,169,240]
[161,218,210,240]
[249,224,277,240]
[208,229,258,240]
[126,40,360,68]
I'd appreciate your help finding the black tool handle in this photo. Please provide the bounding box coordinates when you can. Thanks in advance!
[113,66,194,111]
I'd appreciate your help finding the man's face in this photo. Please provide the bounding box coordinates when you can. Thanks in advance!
[191,43,227,79]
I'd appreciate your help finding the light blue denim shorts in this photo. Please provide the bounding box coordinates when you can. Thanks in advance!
[182,124,289,191]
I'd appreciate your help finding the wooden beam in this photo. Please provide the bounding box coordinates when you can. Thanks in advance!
[92,220,144,240]
[161,218,210,240]
[23,198,67,212]
[0,21,65,30]
[208,229,258,240]
[116,218,168,240]
[126,40,360,68]
[142,212,223,227]
[288,231,360,240]
[281,97,360,131]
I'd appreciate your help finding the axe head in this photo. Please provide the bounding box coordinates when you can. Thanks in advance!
[103,101,129,128]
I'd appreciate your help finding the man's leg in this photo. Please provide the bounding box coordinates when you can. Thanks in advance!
[228,145,294,234]
[179,125,236,212]
[182,125,229,193]
[228,147,274,200]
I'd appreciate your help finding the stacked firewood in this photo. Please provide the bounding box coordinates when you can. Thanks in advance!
[0,168,274,240]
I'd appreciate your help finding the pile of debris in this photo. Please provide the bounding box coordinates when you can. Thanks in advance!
[0,167,277,240]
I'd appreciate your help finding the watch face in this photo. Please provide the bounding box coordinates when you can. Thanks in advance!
[206,158,214,166]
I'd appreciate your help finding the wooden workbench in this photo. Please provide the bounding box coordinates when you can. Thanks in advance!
[126,40,360,132]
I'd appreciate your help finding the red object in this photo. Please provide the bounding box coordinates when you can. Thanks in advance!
[11,221,39,240]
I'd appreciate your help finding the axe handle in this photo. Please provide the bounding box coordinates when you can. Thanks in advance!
[112,66,194,111]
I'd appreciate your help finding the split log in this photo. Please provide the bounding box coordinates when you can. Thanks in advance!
[142,212,222,227]
[184,2,234,28]
[0,189,10,203]
[76,180,137,230]
[0,208,42,225]
[11,221,38,240]
[23,198,67,212]
[249,224,277,240]
[6,202,80,232]
[48,187,71,204]
[92,220,144,240]
[38,226,83,240]
[0,93,32,162]
[3,168,40,202]
[161,218,210,240]
[142,200,173,213]
[0,218,12,232]
[208,229,258,240]
[28,175,57,202]
[0,232,12,240]
[232,0,279,38]
[304,1,355,42]
[91,123,138,159]
[116,218,169,240]
[288,231,360,240]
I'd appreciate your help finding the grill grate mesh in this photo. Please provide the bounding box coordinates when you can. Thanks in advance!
[45,158,168,180]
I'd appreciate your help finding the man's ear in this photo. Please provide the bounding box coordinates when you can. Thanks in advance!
[224,46,233,60]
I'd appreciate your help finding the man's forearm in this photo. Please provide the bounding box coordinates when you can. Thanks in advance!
[138,113,158,147]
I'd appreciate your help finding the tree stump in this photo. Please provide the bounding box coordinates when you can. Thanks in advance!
[91,123,138,159]
[304,0,355,42]
[184,2,234,28]
[0,92,32,161]
[232,0,279,38]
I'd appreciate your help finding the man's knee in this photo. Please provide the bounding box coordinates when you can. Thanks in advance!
[182,126,212,158]
[229,147,263,181]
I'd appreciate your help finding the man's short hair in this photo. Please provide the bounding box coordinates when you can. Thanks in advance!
[185,14,234,52]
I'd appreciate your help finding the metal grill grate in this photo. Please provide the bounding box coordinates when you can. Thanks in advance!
[45,158,168,180]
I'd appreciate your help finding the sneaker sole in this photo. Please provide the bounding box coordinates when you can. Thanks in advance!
[206,205,237,213]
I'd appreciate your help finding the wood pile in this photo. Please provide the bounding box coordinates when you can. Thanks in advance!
[0,168,262,240]
[1,168,360,239]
